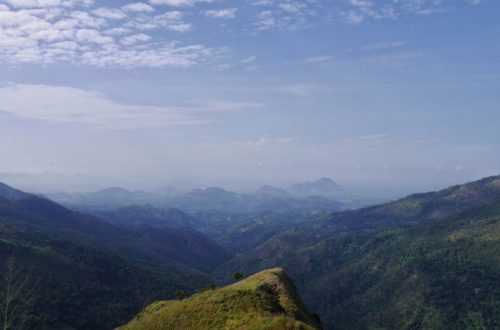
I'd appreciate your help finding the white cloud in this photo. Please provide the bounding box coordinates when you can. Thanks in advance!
[75,29,113,44]
[240,56,256,64]
[302,55,333,64]
[92,7,126,20]
[0,83,258,129]
[278,2,306,13]
[120,33,151,45]
[148,0,218,7]
[4,0,93,8]
[149,0,194,6]
[345,11,364,24]
[0,0,487,68]
[0,1,221,68]
[251,1,315,32]
[342,0,483,23]
[121,2,155,12]
[203,8,237,19]
[125,11,192,32]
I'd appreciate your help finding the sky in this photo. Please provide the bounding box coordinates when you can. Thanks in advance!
[0,0,499,194]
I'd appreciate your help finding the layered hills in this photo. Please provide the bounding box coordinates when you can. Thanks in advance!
[0,182,229,329]
[2,176,500,329]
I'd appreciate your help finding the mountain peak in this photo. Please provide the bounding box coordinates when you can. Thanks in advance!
[316,177,337,185]
[117,268,321,330]
[255,185,290,197]
[289,177,343,197]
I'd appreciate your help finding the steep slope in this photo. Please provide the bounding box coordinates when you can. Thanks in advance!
[215,176,500,329]
[0,225,209,330]
[93,205,197,229]
[117,268,321,330]
[317,175,500,233]
[46,187,163,210]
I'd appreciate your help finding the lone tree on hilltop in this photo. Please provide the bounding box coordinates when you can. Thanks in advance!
[232,272,244,282]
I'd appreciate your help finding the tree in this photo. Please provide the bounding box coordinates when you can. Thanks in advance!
[0,256,37,330]
[175,290,188,300]
[232,272,244,282]
[204,284,216,291]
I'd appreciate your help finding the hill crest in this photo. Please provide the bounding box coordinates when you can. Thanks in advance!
[117,268,321,330]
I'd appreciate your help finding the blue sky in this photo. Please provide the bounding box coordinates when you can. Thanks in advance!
[0,0,499,193]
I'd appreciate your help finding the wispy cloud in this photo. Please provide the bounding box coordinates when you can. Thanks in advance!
[301,55,333,64]
[341,0,480,24]
[359,41,407,51]
[0,83,260,129]
[148,0,219,7]
[279,83,326,96]
[0,0,488,68]
[250,0,317,32]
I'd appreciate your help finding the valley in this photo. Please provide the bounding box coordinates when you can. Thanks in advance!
[1,177,499,329]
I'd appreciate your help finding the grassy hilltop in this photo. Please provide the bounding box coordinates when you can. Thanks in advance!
[117,268,321,330]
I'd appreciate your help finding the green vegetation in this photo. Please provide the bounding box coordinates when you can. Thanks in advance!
[0,231,209,329]
[0,183,222,329]
[2,176,500,329]
[215,176,500,329]
[117,268,321,330]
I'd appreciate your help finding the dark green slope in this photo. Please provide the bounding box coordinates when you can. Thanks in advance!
[93,205,198,229]
[215,176,500,329]
[0,183,231,273]
[0,228,209,329]
[0,183,230,329]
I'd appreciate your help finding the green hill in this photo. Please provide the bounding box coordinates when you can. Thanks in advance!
[0,182,229,329]
[117,268,322,330]
[215,176,500,329]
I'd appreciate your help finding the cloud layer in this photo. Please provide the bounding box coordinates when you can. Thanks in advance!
[0,0,222,67]
[0,83,259,129]
[0,0,485,67]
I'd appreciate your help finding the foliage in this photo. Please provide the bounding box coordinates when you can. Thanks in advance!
[214,176,500,329]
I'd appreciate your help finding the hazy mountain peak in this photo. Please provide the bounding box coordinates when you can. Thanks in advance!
[289,177,343,197]
[255,185,290,197]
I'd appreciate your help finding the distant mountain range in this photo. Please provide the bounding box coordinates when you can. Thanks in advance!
[2,176,499,329]
[46,179,347,214]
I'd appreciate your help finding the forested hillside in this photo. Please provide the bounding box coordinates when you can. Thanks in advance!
[0,183,228,329]
[214,176,500,329]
